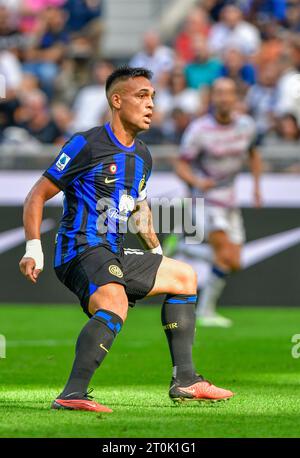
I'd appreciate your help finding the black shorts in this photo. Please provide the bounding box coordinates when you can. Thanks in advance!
[55,245,163,317]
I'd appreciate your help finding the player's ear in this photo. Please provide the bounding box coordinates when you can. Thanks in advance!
[111,93,121,110]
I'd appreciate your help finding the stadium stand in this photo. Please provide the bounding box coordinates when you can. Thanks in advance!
[0,0,300,172]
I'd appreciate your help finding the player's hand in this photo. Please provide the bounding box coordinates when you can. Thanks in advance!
[196,178,216,192]
[19,257,42,284]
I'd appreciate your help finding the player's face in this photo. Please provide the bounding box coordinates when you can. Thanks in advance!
[119,77,155,132]
[211,81,237,116]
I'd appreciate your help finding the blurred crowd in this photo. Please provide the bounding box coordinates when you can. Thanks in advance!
[1,0,300,161]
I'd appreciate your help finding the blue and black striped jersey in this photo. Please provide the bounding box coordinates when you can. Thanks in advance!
[43,123,152,267]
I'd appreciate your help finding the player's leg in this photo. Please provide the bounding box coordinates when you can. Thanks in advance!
[147,256,234,402]
[147,257,198,382]
[196,207,244,327]
[52,282,127,412]
[52,248,128,412]
[197,232,241,325]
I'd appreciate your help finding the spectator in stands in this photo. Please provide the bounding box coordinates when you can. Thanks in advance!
[15,89,61,143]
[63,0,102,57]
[156,67,204,120]
[255,20,285,70]
[23,7,69,98]
[283,0,300,33]
[64,0,101,33]
[164,107,192,145]
[245,0,286,24]
[276,114,300,142]
[129,30,174,82]
[0,48,23,135]
[51,101,74,143]
[274,37,300,124]
[184,36,222,89]
[208,4,261,56]
[219,47,256,96]
[201,0,229,22]
[175,6,211,63]
[71,60,113,132]
[19,0,66,34]
[246,62,279,141]
[0,5,23,51]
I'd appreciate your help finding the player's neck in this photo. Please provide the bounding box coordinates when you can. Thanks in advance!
[214,112,232,125]
[109,119,136,148]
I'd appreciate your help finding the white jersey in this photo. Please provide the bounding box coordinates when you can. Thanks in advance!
[180,113,257,207]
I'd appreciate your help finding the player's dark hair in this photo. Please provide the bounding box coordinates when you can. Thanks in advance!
[105,66,153,94]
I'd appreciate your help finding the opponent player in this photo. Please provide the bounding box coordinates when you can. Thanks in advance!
[19,67,233,412]
[164,78,262,327]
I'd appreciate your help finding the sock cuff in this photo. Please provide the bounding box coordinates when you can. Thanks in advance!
[165,294,197,304]
[212,265,228,278]
[93,309,123,336]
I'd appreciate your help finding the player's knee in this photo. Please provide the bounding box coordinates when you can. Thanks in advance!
[217,251,241,272]
[88,284,128,321]
[175,264,197,295]
[229,256,241,272]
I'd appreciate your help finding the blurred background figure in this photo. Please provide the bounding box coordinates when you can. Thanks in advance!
[276,113,300,142]
[71,60,113,132]
[129,30,174,82]
[164,78,262,327]
[219,46,256,97]
[14,89,61,143]
[174,6,211,63]
[184,36,222,89]
[245,63,279,142]
[0,0,298,166]
[274,37,300,125]
[208,4,261,56]
[23,6,69,98]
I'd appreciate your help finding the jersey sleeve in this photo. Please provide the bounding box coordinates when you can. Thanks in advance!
[180,122,201,161]
[43,134,92,190]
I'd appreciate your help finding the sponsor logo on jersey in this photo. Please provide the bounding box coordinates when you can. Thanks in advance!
[55,153,71,171]
[108,265,124,278]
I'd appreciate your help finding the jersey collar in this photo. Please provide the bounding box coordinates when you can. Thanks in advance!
[105,122,136,152]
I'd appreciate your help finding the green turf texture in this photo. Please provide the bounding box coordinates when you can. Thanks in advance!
[1,304,300,438]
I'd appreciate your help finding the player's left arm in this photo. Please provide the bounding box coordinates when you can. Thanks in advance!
[248,146,263,208]
[129,199,162,254]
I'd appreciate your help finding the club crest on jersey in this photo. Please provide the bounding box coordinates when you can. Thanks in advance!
[138,174,146,193]
[108,265,123,278]
[56,152,71,171]
[109,163,117,174]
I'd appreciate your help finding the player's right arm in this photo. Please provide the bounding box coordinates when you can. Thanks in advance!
[175,159,216,192]
[175,121,216,192]
[19,177,61,284]
[20,134,92,283]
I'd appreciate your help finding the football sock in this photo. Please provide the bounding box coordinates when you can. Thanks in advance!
[196,265,228,318]
[59,309,123,399]
[161,294,197,385]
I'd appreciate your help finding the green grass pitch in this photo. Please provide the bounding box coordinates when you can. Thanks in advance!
[1,304,300,438]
